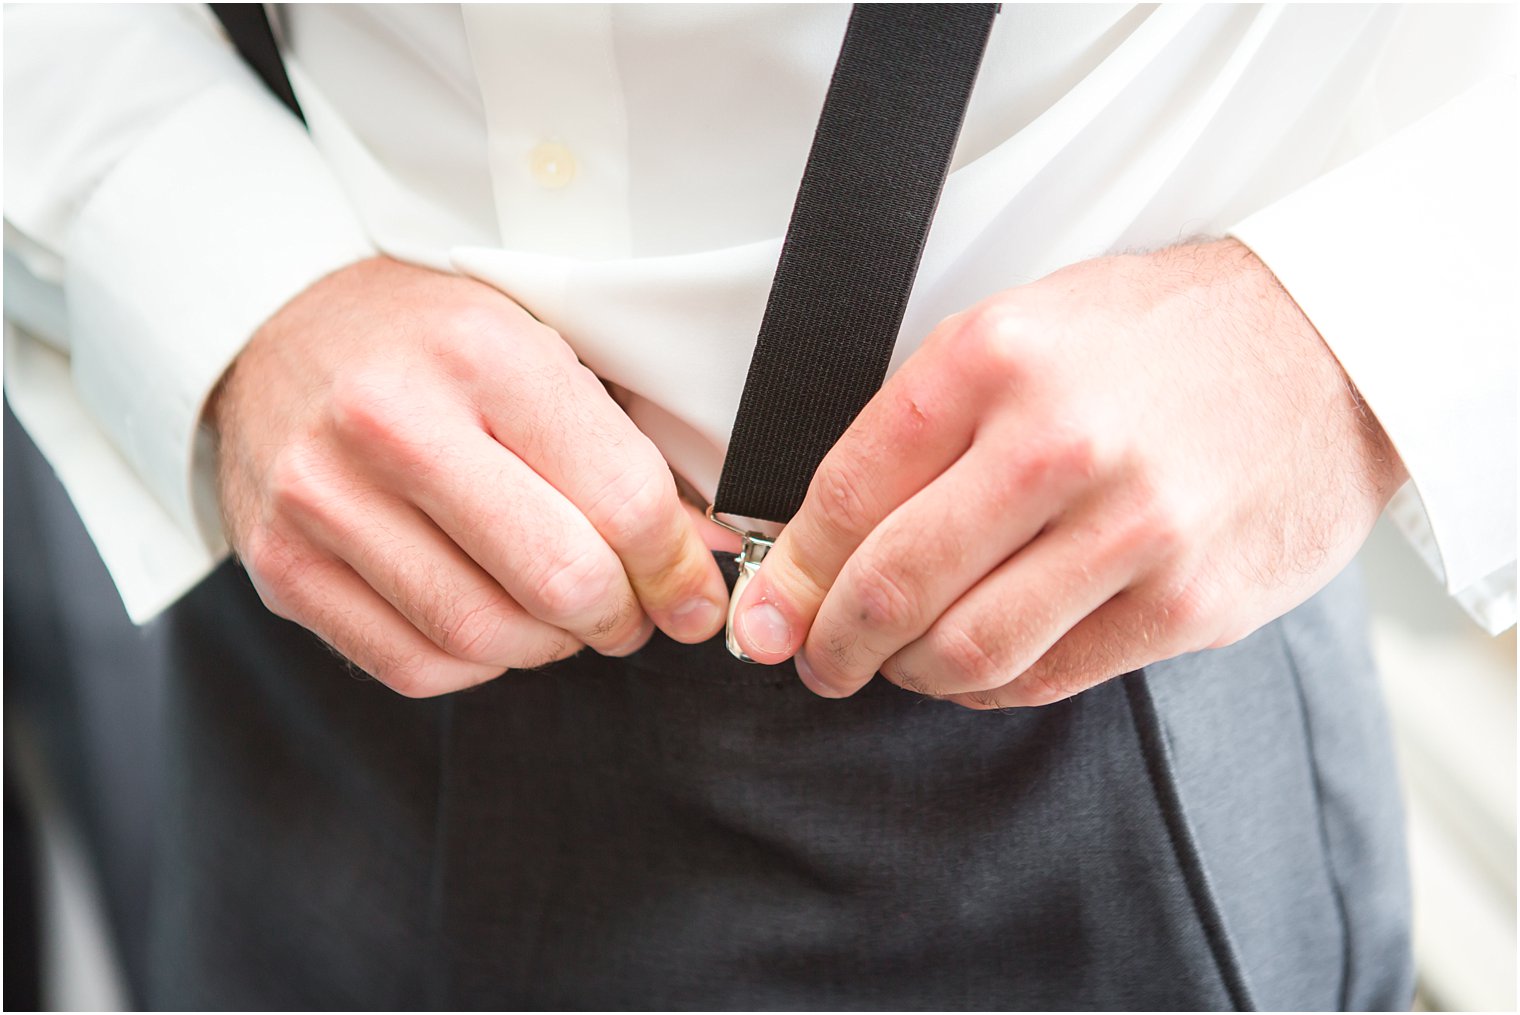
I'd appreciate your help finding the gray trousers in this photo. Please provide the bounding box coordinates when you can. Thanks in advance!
[147,554,1412,1010]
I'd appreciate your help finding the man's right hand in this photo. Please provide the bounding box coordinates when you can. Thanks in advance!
[209,256,728,697]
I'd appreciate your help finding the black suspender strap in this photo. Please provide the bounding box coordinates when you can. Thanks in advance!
[210,4,305,123]
[712,4,997,527]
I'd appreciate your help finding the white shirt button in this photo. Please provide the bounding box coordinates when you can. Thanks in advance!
[528,141,576,189]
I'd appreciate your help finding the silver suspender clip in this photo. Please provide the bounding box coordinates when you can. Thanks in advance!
[705,506,776,663]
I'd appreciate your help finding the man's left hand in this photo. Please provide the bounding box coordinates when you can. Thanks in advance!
[730,239,1408,708]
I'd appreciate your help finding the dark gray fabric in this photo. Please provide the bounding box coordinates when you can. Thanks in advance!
[4,406,166,1005]
[1146,568,1413,1010]
[1280,573,1414,1010]
[149,567,446,1008]
[146,554,1412,1010]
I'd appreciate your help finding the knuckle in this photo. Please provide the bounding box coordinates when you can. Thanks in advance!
[1101,480,1191,567]
[239,527,304,618]
[329,369,409,446]
[1049,428,1101,480]
[528,320,579,363]
[435,304,570,375]
[330,372,444,480]
[527,544,617,623]
[964,301,1039,379]
[374,653,426,697]
[1206,621,1253,652]
[809,619,860,677]
[957,688,1011,712]
[434,593,512,664]
[238,524,279,580]
[513,634,584,671]
[1007,427,1101,493]
[267,446,320,519]
[1154,578,1214,647]
[807,461,878,539]
[377,648,488,699]
[1138,487,1193,559]
[882,660,943,699]
[1019,665,1081,707]
[590,467,676,548]
[432,302,503,354]
[378,651,442,698]
[850,559,921,632]
[423,310,491,380]
[1019,639,1109,705]
[928,623,1006,690]
[267,441,336,521]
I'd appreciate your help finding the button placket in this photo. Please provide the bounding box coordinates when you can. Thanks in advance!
[462,4,632,258]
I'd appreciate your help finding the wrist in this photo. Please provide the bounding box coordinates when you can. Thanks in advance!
[1202,236,1410,508]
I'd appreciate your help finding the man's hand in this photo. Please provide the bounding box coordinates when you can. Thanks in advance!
[211,257,728,697]
[731,239,1407,708]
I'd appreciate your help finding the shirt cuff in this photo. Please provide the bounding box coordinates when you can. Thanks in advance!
[64,79,375,572]
[5,321,220,625]
[1228,75,1518,635]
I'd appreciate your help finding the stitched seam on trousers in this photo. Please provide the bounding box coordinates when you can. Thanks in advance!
[1122,670,1259,1011]
[424,695,456,1008]
[1274,622,1355,1010]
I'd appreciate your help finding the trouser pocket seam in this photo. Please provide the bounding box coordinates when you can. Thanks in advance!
[1122,669,1259,1012]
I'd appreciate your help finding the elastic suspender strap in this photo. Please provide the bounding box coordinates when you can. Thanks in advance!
[210,4,305,123]
[713,4,997,525]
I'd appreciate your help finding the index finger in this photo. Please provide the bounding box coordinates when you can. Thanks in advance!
[481,357,729,644]
[729,343,980,666]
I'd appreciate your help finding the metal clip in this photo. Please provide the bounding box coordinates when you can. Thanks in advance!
[706,506,776,663]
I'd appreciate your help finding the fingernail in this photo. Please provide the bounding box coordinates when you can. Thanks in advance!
[670,596,721,639]
[739,602,791,656]
[794,651,844,698]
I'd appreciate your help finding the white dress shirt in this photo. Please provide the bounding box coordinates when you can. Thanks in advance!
[4,4,1515,632]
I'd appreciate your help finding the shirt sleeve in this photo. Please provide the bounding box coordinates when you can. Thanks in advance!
[1229,59,1517,632]
[3,3,375,623]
